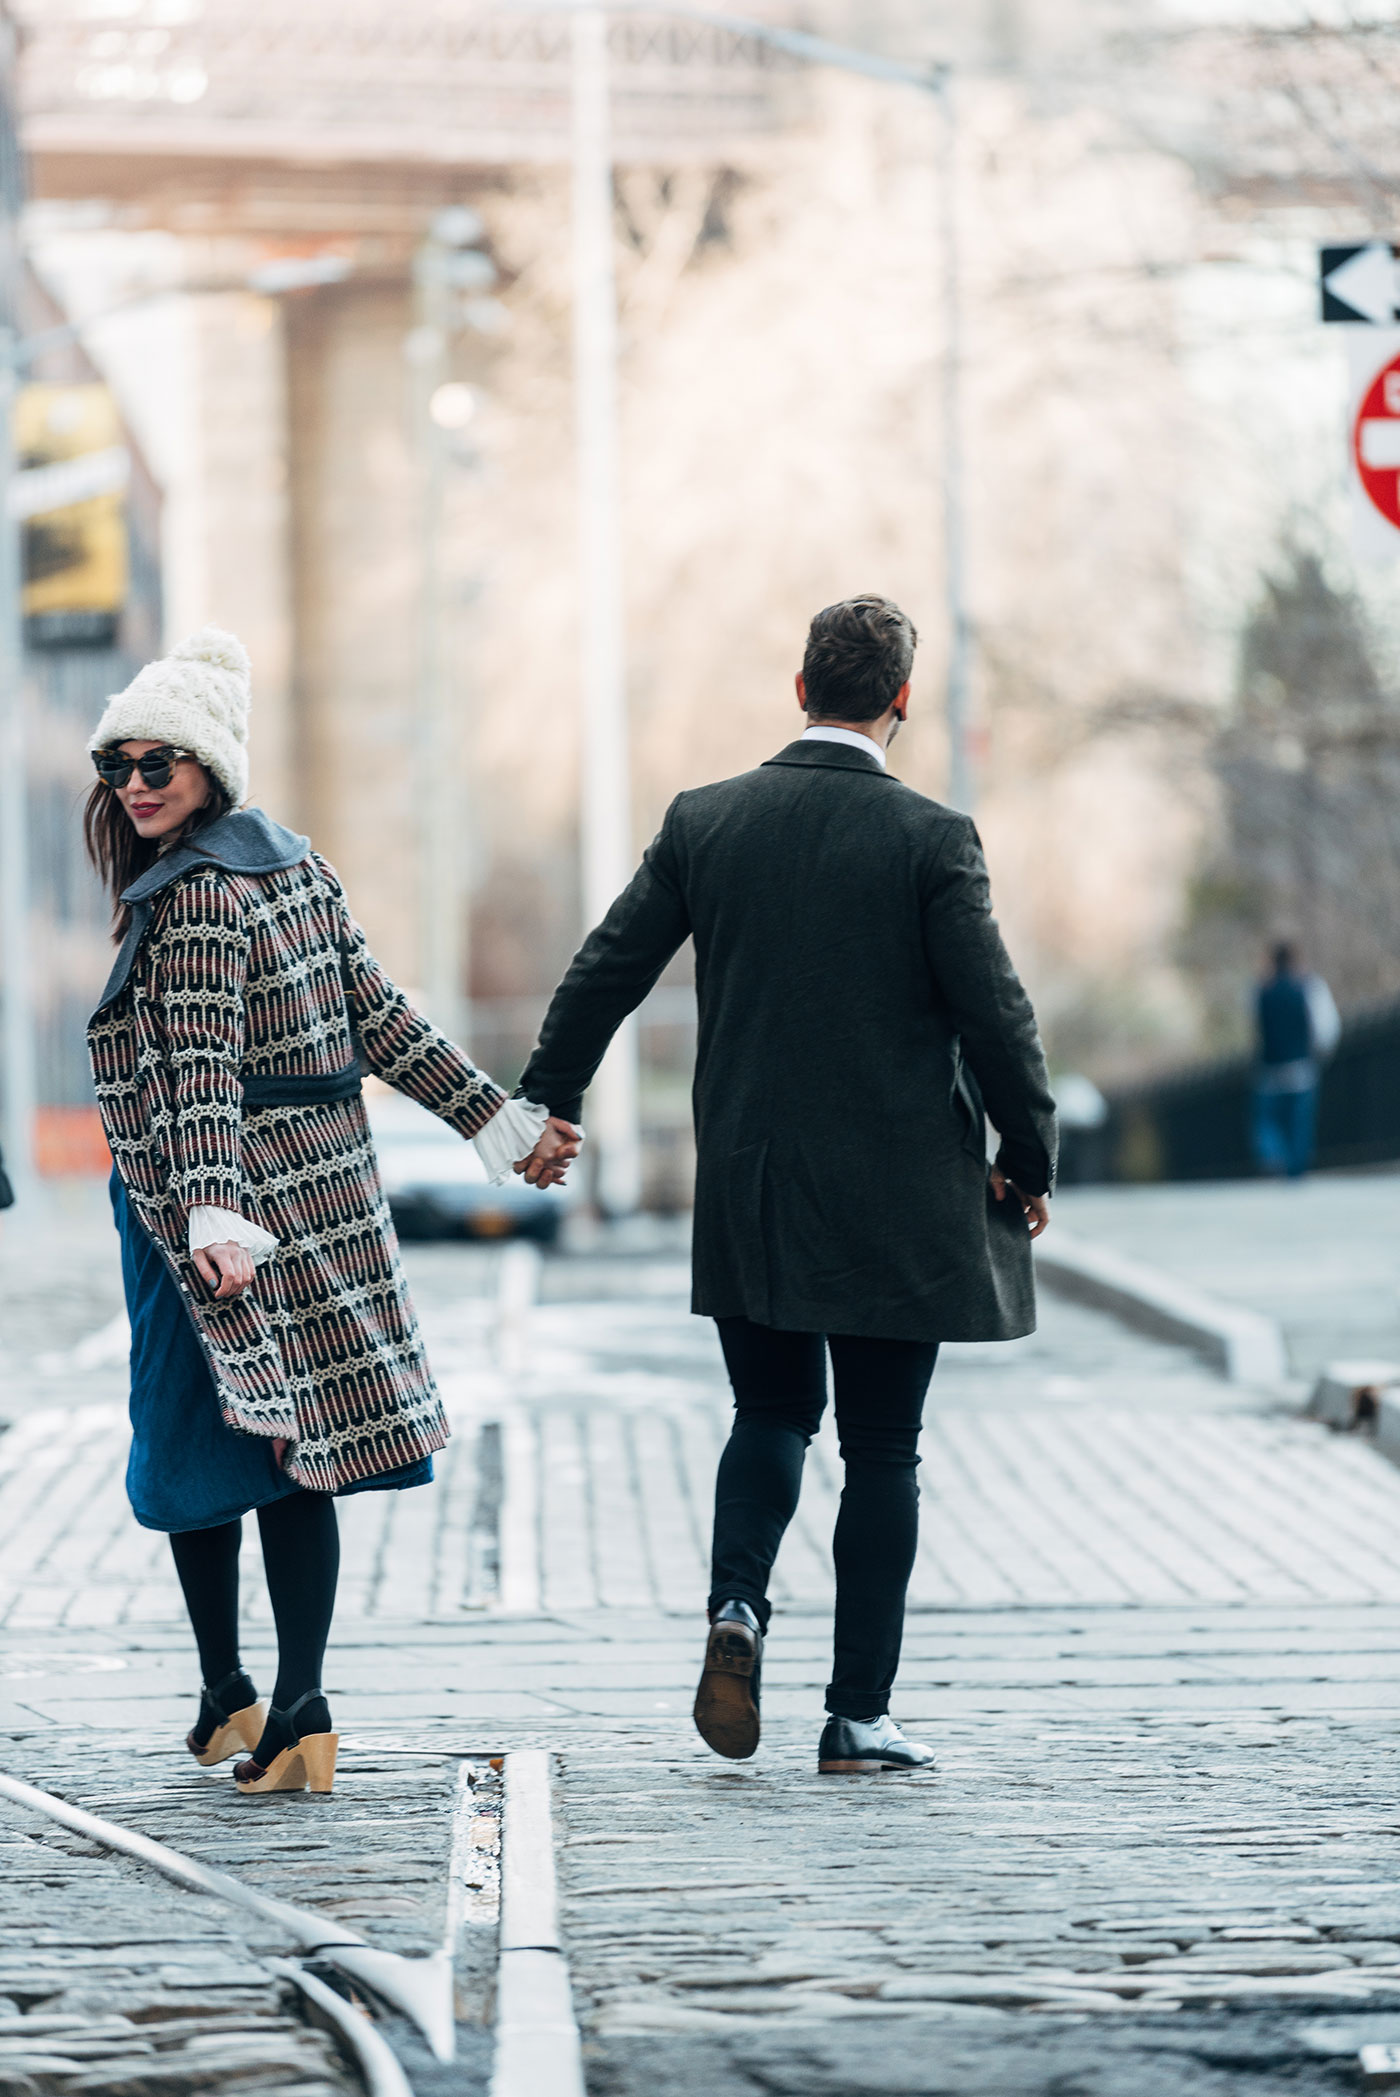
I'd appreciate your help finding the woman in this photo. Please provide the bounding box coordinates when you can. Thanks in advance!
[84,627,578,1795]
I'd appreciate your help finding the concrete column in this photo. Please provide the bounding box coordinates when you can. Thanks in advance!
[286,280,420,984]
[194,289,295,822]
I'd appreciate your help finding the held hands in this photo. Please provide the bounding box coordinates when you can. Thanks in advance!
[192,1241,256,1299]
[191,1116,584,1298]
[990,1168,1050,1240]
[514,1116,584,1188]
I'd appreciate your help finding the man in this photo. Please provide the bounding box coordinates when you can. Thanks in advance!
[517,595,1057,1772]
[1252,941,1340,1179]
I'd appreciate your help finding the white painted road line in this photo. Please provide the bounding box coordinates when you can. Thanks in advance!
[492,1749,584,2097]
[493,1241,542,1377]
[499,1414,542,1614]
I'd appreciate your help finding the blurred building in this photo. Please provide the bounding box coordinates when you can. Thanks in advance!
[11,0,818,1195]
[4,0,1390,1187]
[0,4,162,1171]
[20,316,163,1162]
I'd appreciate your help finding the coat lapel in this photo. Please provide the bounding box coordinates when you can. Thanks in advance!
[92,807,311,1017]
[122,807,309,902]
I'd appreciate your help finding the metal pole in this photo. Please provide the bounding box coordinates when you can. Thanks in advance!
[0,331,35,1195]
[515,1,968,822]
[571,5,642,1216]
[412,240,466,1040]
[937,73,972,814]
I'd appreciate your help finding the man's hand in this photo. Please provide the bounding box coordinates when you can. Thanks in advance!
[192,1241,256,1299]
[990,1168,1050,1239]
[515,1116,584,1188]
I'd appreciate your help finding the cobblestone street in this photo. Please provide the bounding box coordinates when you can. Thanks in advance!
[5,0,1400,2087]
[7,1188,1400,2093]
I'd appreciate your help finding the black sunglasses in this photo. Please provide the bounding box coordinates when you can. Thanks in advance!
[93,745,194,790]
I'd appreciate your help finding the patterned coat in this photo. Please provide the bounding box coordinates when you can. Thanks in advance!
[88,808,505,1493]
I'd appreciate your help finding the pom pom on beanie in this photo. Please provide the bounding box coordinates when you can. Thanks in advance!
[170,627,251,681]
[88,625,252,804]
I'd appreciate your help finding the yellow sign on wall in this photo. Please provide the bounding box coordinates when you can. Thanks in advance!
[16,383,129,648]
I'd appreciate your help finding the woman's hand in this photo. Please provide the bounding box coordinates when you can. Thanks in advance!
[192,1240,257,1299]
[990,1168,1050,1239]
[515,1116,584,1187]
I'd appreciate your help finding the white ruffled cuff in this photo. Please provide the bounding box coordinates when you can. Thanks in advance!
[472,1097,551,1186]
[188,1205,279,1267]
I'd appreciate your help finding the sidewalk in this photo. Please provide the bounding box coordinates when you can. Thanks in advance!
[1056,1171,1400,1380]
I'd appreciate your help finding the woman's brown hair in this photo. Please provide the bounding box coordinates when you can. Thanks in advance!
[84,770,232,944]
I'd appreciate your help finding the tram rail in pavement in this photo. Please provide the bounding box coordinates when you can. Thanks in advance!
[0,1748,583,2097]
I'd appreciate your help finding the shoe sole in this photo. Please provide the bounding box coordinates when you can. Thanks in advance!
[235,1731,339,1795]
[693,1624,760,1760]
[817,1759,936,1774]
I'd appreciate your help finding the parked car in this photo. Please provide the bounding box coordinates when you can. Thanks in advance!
[368,1090,569,1244]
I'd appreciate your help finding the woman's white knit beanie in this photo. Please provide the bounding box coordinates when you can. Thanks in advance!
[88,626,252,804]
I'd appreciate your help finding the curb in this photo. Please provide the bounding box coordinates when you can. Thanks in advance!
[491,1749,585,2097]
[1034,1229,1291,1386]
[1306,1359,1400,1463]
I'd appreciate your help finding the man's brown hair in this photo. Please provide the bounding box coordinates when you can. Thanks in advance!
[801,594,918,723]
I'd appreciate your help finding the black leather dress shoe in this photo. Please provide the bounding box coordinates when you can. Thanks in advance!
[693,1600,763,1760]
[818,1714,936,1773]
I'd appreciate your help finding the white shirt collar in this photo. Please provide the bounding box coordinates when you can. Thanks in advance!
[800,724,887,770]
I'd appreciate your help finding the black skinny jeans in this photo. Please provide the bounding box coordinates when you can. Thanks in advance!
[709,1317,938,1719]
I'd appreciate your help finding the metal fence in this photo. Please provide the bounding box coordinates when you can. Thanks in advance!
[1066,1001,1400,1184]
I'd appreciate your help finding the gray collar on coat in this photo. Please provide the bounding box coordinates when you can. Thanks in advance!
[763,736,893,777]
[92,806,310,1019]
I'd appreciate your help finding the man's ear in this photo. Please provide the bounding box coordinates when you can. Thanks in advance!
[892,679,911,721]
[795,672,808,712]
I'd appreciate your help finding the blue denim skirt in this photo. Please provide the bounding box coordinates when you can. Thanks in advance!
[111,1170,432,1534]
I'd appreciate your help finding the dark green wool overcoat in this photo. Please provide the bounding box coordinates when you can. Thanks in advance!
[521,738,1059,1343]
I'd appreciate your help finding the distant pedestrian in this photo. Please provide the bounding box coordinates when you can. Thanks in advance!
[83,628,578,1796]
[515,595,1058,1773]
[1252,941,1340,1179]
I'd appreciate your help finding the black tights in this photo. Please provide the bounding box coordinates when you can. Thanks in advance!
[169,1492,340,1751]
[710,1318,938,1720]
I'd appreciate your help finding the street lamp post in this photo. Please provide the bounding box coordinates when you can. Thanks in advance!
[410,211,498,1044]
[409,225,459,1041]
[548,0,964,807]
[937,73,972,813]
[570,5,643,1217]
[556,2,963,1214]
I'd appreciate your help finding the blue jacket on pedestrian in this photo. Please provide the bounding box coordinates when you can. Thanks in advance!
[1257,973,1312,1067]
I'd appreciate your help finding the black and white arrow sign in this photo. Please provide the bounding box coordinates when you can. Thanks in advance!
[1322,242,1400,324]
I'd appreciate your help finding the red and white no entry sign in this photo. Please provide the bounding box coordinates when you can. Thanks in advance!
[1353,351,1400,529]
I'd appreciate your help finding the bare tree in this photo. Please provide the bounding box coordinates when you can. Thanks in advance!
[1181,547,1400,1049]
[1111,4,1400,217]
